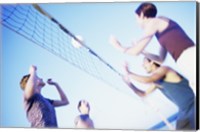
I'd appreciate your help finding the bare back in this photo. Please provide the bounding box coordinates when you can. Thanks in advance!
[156,17,170,33]
[162,66,182,83]
[143,16,169,37]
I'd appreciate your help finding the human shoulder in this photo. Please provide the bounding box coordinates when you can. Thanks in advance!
[44,97,54,104]
[163,67,183,83]
[24,92,40,101]
[146,16,169,28]
[155,66,170,73]
[150,66,170,81]
[156,16,171,32]
[144,18,160,35]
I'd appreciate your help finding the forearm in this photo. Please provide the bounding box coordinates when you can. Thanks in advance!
[124,35,152,55]
[128,72,153,83]
[25,71,37,99]
[54,83,69,104]
[125,81,146,97]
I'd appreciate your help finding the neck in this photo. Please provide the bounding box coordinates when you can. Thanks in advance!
[35,86,42,94]
[144,18,153,27]
[81,111,89,115]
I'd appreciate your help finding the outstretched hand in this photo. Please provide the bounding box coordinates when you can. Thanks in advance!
[122,62,131,83]
[122,61,130,75]
[109,35,123,51]
[29,65,37,74]
[47,78,57,85]
[122,75,130,83]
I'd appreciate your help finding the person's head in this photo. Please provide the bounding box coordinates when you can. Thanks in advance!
[135,3,157,27]
[77,100,90,114]
[36,76,46,88]
[143,57,161,73]
[142,52,163,73]
[135,2,157,18]
[20,74,45,91]
[20,74,31,90]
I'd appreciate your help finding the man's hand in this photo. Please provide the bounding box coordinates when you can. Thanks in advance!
[109,35,125,52]
[122,75,130,83]
[123,62,131,75]
[47,79,69,107]
[24,65,37,100]
[47,79,57,85]
[29,65,37,74]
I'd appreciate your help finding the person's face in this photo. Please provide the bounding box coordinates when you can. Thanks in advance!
[143,58,153,73]
[79,100,90,114]
[135,13,145,28]
[36,76,45,87]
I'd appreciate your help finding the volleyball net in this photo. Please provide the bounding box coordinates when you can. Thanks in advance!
[1,4,126,93]
[0,4,177,130]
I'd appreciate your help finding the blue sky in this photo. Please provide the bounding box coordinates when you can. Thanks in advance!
[0,1,196,130]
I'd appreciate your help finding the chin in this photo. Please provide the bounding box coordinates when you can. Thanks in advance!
[41,83,46,87]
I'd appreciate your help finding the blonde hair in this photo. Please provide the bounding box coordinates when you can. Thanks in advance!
[20,74,30,90]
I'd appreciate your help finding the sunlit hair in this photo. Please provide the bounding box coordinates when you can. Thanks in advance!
[77,100,90,112]
[20,74,30,90]
[135,2,157,18]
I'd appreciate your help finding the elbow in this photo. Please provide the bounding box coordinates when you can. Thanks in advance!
[65,100,70,105]
[62,99,70,106]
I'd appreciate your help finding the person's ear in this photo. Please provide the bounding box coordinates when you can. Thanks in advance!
[140,12,144,19]
[150,60,154,66]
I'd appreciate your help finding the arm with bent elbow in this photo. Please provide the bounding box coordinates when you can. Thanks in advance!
[109,35,153,56]
[47,79,69,107]
[124,63,168,83]
[123,75,158,97]
[24,65,37,100]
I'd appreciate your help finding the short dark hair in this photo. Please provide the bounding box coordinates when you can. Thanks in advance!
[77,100,82,111]
[77,100,90,112]
[135,2,157,18]
[20,74,30,90]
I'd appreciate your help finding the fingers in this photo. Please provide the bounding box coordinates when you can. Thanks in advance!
[109,35,118,46]
[121,61,131,82]
[109,35,114,44]
[47,78,53,84]
[29,65,37,74]
[122,61,129,74]
[47,78,52,82]
[122,74,131,85]
[47,79,58,85]
[30,65,37,71]
[123,61,128,68]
